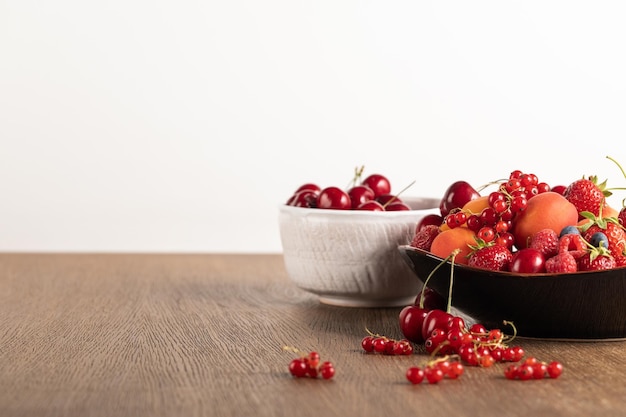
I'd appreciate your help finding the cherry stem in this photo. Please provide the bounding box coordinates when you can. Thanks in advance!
[346,165,365,190]
[446,249,460,314]
[607,156,626,179]
[418,248,461,311]
[381,180,417,208]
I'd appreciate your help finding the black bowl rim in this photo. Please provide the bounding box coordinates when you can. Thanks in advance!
[398,245,626,279]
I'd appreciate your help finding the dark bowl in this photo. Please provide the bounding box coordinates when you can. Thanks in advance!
[398,245,626,340]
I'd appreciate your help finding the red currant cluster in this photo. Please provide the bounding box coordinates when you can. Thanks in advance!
[406,355,464,385]
[443,170,551,248]
[286,166,412,211]
[284,347,335,380]
[422,311,524,368]
[504,357,563,381]
[361,330,413,355]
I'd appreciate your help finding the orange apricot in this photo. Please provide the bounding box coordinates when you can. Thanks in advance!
[461,195,490,216]
[512,192,578,249]
[429,227,477,265]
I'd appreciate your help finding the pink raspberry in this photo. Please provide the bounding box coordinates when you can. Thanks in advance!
[410,225,440,251]
[529,229,559,258]
[545,252,578,273]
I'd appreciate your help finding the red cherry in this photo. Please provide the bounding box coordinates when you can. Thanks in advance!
[347,185,375,209]
[356,201,385,211]
[287,189,318,207]
[550,185,567,195]
[509,248,546,273]
[399,305,429,344]
[376,193,400,206]
[295,183,321,194]
[413,287,446,311]
[385,201,411,211]
[361,174,391,198]
[439,181,481,217]
[416,214,444,231]
[421,309,452,341]
[317,187,351,210]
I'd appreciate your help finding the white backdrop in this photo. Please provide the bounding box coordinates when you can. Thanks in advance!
[2,1,626,253]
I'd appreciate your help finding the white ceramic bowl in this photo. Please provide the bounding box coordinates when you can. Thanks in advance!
[279,196,440,307]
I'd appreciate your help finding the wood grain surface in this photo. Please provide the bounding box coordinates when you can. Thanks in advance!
[0,253,624,417]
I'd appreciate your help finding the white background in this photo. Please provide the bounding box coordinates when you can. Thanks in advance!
[2,1,626,253]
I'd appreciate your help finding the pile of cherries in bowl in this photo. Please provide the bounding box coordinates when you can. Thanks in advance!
[286,170,412,211]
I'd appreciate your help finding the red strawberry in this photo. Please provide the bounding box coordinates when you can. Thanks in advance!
[577,247,616,271]
[615,254,626,268]
[467,244,513,271]
[411,225,440,251]
[529,228,559,258]
[545,252,578,273]
[580,213,626,258]
[619,207,626,228]
[563,176,611,219]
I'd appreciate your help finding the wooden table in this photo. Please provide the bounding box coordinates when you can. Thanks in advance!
[1,254,625,417]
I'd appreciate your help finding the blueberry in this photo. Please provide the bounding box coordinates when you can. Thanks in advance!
[559,225,580,237]
[590,232,609,249]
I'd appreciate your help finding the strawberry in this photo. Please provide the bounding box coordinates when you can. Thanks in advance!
[528,228,559,258]
[577,247,616,271]
[545,251,578,273]
[580,212,626,258]
[410,225,440,251]
[467,244,513,271]
[563,175,611,218]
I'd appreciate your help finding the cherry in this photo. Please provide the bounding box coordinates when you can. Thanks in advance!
[385,201,411,211]
[295,183,321,194]
[416,214,444,231]
[288,189,318,207]
[509,248,546,273]
[316,186,351,210]
[439,180,481,217]
[399,305,429,343]
[421,309,453,341]
[551,185,567,195]
[348,185,375,209]
[413,287,446,311]
[361,174,391,197]
[356,201,385,211]
[376,193,400,206]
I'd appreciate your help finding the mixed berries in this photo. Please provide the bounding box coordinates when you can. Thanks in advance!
[411,156,626,274]
[286,166,412,211]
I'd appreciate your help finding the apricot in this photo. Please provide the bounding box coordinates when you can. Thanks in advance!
[439,195,490,232]
[576,204,620,229]
[512,192,578,249]
[429,227,477,265]
[461,195,490,215]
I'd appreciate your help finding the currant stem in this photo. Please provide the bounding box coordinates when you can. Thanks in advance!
[502,320,517,343]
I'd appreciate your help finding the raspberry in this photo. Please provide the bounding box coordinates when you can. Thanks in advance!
[529,229,559,258]
[545,252,578,273]
[411,225,440,251]
[558,233,586,254]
